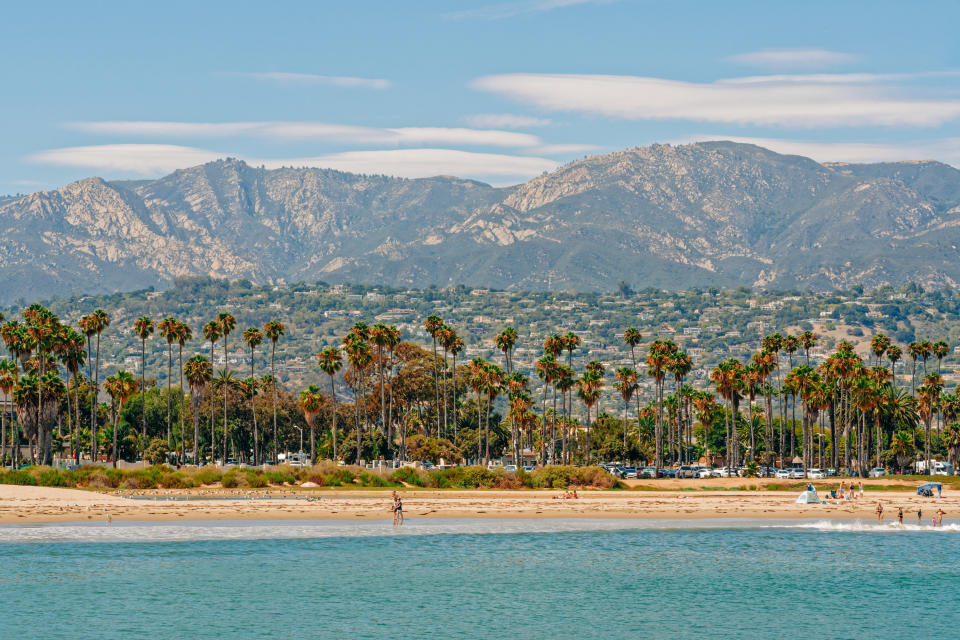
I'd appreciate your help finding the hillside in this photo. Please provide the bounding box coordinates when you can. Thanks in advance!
[2,141,960,303]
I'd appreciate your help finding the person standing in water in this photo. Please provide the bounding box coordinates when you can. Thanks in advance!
[876,501,884,524]
[391,491,404,526]
[897,507,904,524]
[936,508,945,527]
[917,507,923,524]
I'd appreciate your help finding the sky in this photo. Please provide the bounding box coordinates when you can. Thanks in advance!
[2,0,959,194]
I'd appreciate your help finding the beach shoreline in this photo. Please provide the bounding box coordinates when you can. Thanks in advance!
[1,483,952,525]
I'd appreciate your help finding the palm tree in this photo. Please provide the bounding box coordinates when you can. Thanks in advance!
[496,326,518,374]
[242,327,263,464]
[262,320,285,463]
[614,366,638,448]
[132,315,154,455]
[157,317,178,447]
[56,330,85,464]
[576,372,602,465]
[535,354,557,466]
[933,340,949,374]
[370,323,392,444]
[87,309,109,461]
[870,333,890,368]
[184,355,211,464]
[449,333,464,438]
[483,363,504,464]
[667,351,693,462]
[887,344,902,389]
[218,312,236,459]
[105,370,138,468]
[317,346,343,461]
[0,359,17,466]
[300,385,324,463]
[468,358,488,462]
[202,321,222,458]
[213,368,237,463]
[175,321,192,463]
[907,341,921,396]
[424,314,444,435]
[344,337,372,463]
[646,339,675,474]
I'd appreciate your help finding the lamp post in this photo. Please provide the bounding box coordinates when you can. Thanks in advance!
[294,425,304,462]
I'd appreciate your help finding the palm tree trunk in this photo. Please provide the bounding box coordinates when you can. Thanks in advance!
[140,338,147,461]
[329,375,338,461]
[111,399,118,469]
[270,342,278,464]
[167,343,172,448]
[250,347,258,465]
[92,333,101,462]
[192,394,200,464]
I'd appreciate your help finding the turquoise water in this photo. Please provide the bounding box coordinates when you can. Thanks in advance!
[2,518,958,639]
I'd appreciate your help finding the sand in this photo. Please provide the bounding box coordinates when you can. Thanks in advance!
[0,480,953,525]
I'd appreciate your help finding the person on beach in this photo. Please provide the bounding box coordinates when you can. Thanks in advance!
[876,501,884,524]
[859,482,864,499]
[936,508,945,526]
[392,493,404,526]
[897,507,903,524]
[917,507,922,524]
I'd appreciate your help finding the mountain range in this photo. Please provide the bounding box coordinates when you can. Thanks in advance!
[3,141,960,304]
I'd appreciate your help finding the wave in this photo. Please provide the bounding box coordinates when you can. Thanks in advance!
[777,519,958,533]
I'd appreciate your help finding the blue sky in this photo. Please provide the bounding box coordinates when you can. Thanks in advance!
[2,0,959,194]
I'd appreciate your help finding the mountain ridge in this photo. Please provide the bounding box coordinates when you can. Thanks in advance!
[2,141,960,304]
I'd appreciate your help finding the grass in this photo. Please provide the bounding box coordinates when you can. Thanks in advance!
[0,463,626,491]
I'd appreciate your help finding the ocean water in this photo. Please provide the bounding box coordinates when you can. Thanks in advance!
[2,518,958,639]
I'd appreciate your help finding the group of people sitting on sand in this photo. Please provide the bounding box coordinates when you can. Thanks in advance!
[835,481,864,501]
[553,490,579,500]
[876,501,946,526]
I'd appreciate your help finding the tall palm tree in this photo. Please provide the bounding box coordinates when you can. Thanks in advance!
[184,355,211,464]
[870,333,890,368]
[105,370,138,469]
[449,333,464,439]
[933,340,950,374]
[907,341,922,396]
[0,359,17,466]
[202,320,222,458]
[157,316,178,448]
[424,314,444,435]
[468,358,488,462]
[317,346,343,461]
[344,336,372,463]
[483,363,504,464]
[88,309,109,461]
[175,321,192,463]
[646,339,675,474]
[886,344,902,389]
[614,366,638,448]
[263,320,285,463]
[576,372,602,465]
[535,354,557,465]
[300,385,324,463]
[132,315,154,456]
[242,327,263,464]
[213,368,237,463]
[56,330,85,464]
[218,313,236,461]
[496,326,518,374]
[369,323,392,443]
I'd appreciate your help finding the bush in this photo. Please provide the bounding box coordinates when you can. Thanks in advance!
[390,466,426,487]
[358,471,396,487]
[221,471,239,488]
[0,469,36,486]
[194,469,223,486]
[159,472,195,489]
[29,467,75,488]
[245,472,269,488]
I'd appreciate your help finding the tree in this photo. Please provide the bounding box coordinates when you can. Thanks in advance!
[263,320,286,463]
[184,355,212,464]
[132,315,154,455]
[202,320,222,457]
[300,385,324,463]
[614,366,638,448]
[175,321,192,463]
[424,314,444,435]
[105,370,138,468]
[317,346,343,460]
[157,316,178,448]
[218,312,236,462]
[0,359,16,465]
[84,309,109,460]
[242,327,263,463]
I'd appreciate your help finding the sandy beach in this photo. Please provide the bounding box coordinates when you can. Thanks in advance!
[0,479,953,525]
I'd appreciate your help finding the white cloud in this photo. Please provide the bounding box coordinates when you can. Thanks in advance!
[725,48,858,70]
[235,72,391,89]
[464,113,553,128]
[472,72,960,127]
[26,144,224,174]
[446,0,611,20]
[676,135,960,168]
[526,143,598,155]
[26,144,559,184]
[67,121,543,148]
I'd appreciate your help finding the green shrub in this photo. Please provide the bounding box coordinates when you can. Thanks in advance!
[245,471,269,488]
[195,469,223,485]
[390,466,425,487]
[29,467,75,487]
[159,472,195,489]
[0,469,36,486]
[221,471,239,488]
[358,471,396,487]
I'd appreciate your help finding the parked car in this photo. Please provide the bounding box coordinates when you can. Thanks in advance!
[788,468,805,479]
[774,468,791,479]
[503,465,518,473]
[807,468,825,479]
[697,467,714,478]
[868,467,886,478]
[661,468,678,478]
[638,467,657,478]
[714,467,736,478]
[677,466,698,478]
